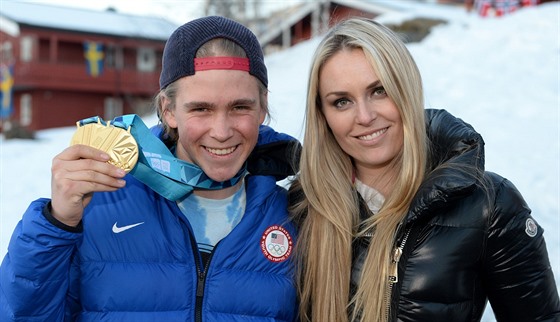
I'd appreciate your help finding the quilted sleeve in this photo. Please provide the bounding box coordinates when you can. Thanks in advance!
[484,175,560,321]
[0,198,81,321]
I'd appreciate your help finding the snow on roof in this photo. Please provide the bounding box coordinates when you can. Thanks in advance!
[0,1,178,40]
[258,0,400,47]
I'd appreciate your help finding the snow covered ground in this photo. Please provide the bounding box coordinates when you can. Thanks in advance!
[1,2,558,321]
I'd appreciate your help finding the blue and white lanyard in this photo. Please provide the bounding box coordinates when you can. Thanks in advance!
[77,114,247,201]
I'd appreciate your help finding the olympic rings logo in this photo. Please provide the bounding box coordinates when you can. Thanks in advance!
[267,243,286,255]
[260,225,293,263]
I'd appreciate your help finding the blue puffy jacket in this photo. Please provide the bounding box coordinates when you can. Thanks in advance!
[1,125,300,321]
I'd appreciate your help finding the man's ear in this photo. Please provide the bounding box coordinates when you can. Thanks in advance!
[161,96,178,128]
[259,91,268,124]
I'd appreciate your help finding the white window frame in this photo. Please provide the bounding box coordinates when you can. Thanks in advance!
[104,97,123,120]
[20,94,32,126]
[20,36,33,62]
[137,47,155,72]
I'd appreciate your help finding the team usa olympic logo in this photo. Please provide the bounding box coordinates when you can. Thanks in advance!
[261,225,293,262]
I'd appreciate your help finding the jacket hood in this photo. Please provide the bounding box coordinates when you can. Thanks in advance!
[247,125,302,181]
[407,109,485,223]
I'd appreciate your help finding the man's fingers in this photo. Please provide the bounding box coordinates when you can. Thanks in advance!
[58,144,111,162]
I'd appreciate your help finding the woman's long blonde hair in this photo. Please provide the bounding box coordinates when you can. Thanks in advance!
[290,18,427,322]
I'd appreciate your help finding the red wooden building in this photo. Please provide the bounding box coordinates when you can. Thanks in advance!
[258,0,399,55]
[0,2,177,131]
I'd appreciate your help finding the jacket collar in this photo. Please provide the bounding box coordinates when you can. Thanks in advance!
[406,109,485,223]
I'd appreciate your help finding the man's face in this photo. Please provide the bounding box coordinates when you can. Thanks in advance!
[163,69,265,182]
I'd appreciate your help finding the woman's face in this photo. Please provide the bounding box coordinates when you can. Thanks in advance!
[163,69,265,182]
[319,48,403,184]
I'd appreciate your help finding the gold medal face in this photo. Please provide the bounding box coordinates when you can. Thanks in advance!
[70,120,139,172]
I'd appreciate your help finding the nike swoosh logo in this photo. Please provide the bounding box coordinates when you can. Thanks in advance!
[112,222,144,233]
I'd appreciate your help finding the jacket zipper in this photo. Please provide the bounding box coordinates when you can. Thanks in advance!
[190,235,216,322]
[385,226,412,321]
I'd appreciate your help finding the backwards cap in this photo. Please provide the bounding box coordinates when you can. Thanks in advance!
[159,16,268,89]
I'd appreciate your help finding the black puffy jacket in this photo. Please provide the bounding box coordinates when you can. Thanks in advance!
[382,109,560,321]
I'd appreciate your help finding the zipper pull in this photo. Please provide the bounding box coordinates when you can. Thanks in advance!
[196,272,205,297]
[388,247,403,284]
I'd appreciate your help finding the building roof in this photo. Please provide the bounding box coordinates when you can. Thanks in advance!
[0,1,178,40]
[258,0,402,49]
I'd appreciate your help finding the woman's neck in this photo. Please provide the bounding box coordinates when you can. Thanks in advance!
[355,167,396,199]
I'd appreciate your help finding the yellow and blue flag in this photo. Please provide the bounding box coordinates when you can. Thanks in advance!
[0,63,14,119]
[84,41,104,77]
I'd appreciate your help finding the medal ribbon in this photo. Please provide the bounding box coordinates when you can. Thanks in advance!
[77,114,246,201]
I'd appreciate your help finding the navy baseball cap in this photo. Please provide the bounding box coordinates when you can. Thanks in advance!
[159,16,268,89]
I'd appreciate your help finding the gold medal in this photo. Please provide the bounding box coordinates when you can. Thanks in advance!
[70,119,139,172]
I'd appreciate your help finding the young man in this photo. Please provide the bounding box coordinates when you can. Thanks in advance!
[1,16,300,321]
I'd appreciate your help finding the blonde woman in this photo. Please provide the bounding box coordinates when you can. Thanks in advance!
[289,17,559,322]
